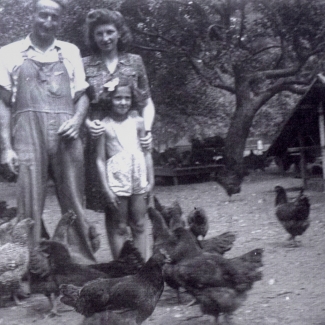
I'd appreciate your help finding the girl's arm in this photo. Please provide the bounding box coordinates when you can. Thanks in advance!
[96,132,119,209]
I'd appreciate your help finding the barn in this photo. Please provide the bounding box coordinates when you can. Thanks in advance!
[266,76,325,190]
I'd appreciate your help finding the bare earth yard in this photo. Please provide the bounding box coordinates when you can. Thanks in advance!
[0,169,325,325]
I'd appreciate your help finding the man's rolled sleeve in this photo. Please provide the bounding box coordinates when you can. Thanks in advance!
[0,47,14,92]
[72,48,89,95]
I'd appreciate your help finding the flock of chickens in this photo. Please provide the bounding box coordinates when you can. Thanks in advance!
[0,182,310,325]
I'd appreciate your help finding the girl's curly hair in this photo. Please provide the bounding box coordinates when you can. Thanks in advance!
[85,9,133,54]
[104,77,144,113]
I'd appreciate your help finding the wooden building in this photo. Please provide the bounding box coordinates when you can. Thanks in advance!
[266,77,325,190]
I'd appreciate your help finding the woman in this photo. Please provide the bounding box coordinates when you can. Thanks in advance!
[83,9,155,257]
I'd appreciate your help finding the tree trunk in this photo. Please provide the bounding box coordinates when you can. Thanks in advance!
[224,104,256,165]
[224,74,258,166]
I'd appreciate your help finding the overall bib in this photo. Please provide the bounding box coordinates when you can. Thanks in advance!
[12,50,96,263]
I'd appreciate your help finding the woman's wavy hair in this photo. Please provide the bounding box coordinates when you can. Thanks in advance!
[85,9,133,54]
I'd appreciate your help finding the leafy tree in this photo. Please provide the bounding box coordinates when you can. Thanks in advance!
[120,0,325,164]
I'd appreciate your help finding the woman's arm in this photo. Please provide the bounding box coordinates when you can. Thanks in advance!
[137,117,154,192]
[144,149,155,193]
[96,132,119,209]
[142,97,155,131]
[86,117,106,139]
[139,97,155,149]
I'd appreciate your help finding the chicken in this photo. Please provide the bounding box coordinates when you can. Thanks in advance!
[274,186,310,245]
[153,196,184,230]
[30,239,108,316]
[164,248,263,324]
[29,245,59,315]
[147,207,173,250]
[148,207,202,302]
[60,249,170,324]
[0,218,34,306]
[187,207,209,239]
[51,210,77,243]
[30,239,143,316]
[185,203,235,255]
[89,240,144,277]
[52,210,100,260]
[190,287,246,325]
[0,218,14,246]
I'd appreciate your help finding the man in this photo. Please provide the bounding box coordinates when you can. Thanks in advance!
[0,0,97,263]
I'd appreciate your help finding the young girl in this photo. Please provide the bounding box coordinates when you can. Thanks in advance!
[96,77,154,260]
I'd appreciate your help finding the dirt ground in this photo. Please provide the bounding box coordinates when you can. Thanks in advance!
[0,167,325,325]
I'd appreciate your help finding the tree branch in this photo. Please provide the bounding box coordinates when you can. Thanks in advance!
[187,56,236,93]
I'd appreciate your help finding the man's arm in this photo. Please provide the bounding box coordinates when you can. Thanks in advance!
[57,91,89,139]
[0,87,18,173]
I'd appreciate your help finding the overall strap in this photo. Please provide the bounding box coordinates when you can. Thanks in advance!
[57,47,64,63]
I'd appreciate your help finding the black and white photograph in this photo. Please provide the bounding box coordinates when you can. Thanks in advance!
[0,0,324,324]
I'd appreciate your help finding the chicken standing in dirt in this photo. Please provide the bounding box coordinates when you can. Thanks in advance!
[60,250,170,324]
[29,239,143,316]
[149,206,263,324]
[274,186,310,246]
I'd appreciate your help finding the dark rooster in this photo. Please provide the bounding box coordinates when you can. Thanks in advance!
[164,248,263,324]
[147,207,173,250]
[60,249,170,324]
[52,210,100,261]
[29,239,142,316]
[153,196,184,229]
[148,207,202,303]
[29,239,107,316]
[187,207,209,239]
[29,245,59,315]
[274,186,310,246]
[155,202,236,257]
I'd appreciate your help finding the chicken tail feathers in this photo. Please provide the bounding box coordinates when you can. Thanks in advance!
[202,231,236,255]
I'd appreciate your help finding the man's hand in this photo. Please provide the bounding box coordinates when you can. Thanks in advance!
[57,118,81,139]
[88,120,105,139]
[140,131,152,150]
[1,148,19,175]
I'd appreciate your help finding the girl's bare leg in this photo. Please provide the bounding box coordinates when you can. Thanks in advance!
[104,196,129,260]
[128,193,148,260]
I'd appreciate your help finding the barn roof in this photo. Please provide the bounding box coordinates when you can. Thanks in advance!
[266,77,325,157]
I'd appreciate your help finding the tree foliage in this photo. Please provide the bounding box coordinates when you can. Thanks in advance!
[120,0,325,163]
